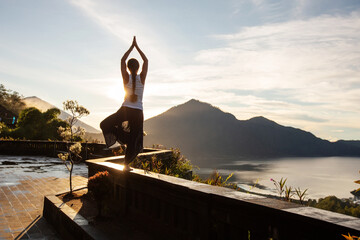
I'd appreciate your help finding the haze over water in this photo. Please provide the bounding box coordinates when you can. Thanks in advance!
[196,157,360,199]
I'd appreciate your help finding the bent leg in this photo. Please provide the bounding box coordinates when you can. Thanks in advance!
[100,107,128,148]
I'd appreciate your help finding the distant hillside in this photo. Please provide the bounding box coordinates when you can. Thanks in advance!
[23,96,100,133]
[144,99,360,166]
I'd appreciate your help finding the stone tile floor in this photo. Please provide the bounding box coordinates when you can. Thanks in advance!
[0,175,87,239]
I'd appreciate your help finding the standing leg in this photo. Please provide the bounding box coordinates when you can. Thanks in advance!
[124,108,144,165]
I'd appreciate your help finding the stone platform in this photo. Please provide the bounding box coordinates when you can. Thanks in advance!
[0,175,87,239]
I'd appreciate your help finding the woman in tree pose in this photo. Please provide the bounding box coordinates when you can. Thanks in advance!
[100,36,148,171]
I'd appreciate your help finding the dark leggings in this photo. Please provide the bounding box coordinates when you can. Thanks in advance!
[100,106,143,164]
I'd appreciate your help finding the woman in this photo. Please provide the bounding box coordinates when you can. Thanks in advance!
[100,36,148,171]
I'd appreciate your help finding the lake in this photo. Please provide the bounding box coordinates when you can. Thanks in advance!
[194,156,360,200]
[1,155,359,200]
[0,155,88,187]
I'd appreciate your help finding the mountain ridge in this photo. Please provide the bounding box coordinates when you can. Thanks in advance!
[144,99,360,166]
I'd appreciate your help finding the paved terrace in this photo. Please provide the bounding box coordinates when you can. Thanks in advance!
[0,175,87,239]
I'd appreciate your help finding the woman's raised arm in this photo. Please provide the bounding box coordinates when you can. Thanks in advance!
[133,37,148,84]
[120,39,135,84]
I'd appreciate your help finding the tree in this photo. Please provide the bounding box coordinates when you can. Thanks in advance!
[0,122,9,138]
[0,84,25,114]
[58,100,90,194]
[62,100,89,142]
[9,107,66,140]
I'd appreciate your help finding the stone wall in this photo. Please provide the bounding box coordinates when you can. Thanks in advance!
[87,152,360,240]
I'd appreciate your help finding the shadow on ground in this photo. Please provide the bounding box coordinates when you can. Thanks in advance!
[16,215,60,240]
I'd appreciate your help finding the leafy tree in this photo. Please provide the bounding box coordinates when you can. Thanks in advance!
[8,107,66,140]
[62,100,89,142]
[0,122,10,138]
[0,84,25,114]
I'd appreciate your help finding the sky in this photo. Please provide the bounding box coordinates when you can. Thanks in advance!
[1,0,360,141]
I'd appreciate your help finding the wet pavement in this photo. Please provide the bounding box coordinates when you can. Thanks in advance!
[0,155,88,239]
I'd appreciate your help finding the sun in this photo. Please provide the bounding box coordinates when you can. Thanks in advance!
[105,79,125,103]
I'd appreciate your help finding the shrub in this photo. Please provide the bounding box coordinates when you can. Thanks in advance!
[193,170,237,189]
[308,196,360,218]
[88,171,112,217]
[130,148,193,179]
[88,171,112,199]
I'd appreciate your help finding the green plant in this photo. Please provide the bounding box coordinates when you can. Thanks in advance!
[4,107,67,140]
[295,187,308,204]
[193,171,237,189]
[130,148,193,179]
[0,122,9,137]
[130,148,237,189]
[247,178,259,194]
[284,185,293,201]
[271,177,287,198]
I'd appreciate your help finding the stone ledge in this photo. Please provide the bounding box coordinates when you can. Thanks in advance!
[43,188,108,240]
[87,155,360,239]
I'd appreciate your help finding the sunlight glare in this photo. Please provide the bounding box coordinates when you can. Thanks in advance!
[106,79,125,103]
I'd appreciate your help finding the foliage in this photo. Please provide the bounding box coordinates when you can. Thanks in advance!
[57,141,82,193]
[57,100,90,194]
[308,196,360,218]
[295,187,308,205]
[130,148,193,179]
[284,185,294,201]
[342,233,359,240]
[271,177,308,204]
[0,122,9,136]
[193,171,237,189]
[130,148,237,190]
[88,171,112,199]
[62,100,89,142]
[271,177,287,198]
[0,84,25,114]
[88,171,112,217]
[4,107,67,140]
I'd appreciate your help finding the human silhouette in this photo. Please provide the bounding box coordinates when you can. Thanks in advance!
[100,36,148,171]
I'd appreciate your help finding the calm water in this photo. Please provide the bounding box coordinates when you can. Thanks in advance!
[0,155,88,187]
[1,155,359,200]
[195,157,360,199]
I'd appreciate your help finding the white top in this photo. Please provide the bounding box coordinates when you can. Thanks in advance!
[122,74,144,110]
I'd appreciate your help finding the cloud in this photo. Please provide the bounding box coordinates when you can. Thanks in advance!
[65,1,360,140]
[150,11,360,139]
[68,0,176,70]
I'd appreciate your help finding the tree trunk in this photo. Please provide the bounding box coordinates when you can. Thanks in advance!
[69,161,73,193]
